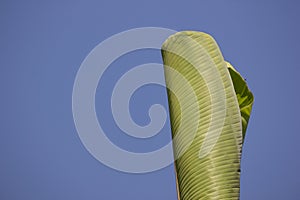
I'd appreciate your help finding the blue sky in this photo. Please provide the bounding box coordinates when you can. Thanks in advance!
[1,1,300,199]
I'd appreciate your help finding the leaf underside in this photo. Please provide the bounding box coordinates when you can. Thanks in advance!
[162,31,253,200]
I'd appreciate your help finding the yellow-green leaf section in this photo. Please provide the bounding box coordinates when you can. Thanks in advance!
[161,31,253,200]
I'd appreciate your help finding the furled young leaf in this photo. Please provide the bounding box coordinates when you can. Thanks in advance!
[162,31,253,200]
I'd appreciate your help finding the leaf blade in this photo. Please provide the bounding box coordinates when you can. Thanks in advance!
[162,31,249,200]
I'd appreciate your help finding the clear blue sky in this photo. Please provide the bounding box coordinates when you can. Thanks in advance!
[1,1,299,199]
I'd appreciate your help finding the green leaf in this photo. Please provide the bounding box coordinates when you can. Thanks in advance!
[161,31,254,200]
[226,62,254,142]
